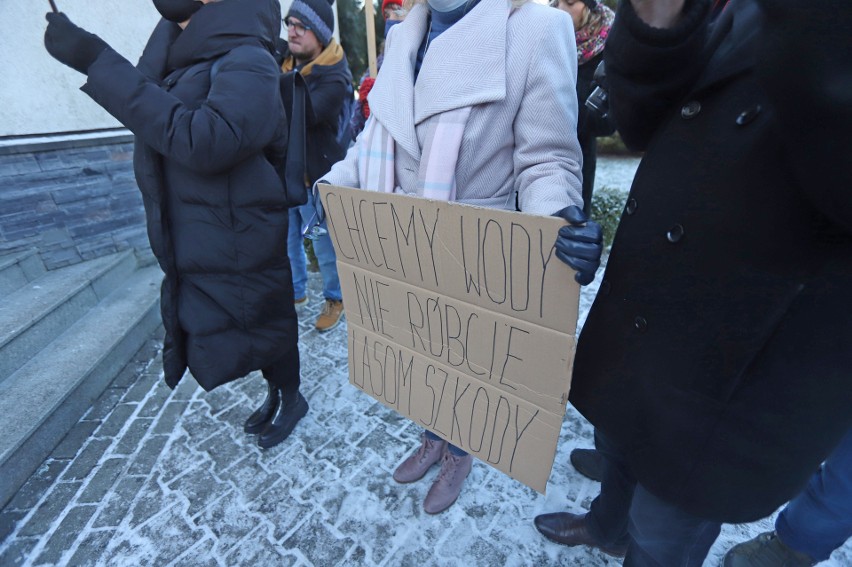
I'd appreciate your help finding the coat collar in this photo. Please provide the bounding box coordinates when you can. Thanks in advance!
[692,0,763,95]
[368,0,510,157]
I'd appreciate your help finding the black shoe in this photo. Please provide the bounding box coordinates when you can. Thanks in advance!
[244,381,280,434]
[570,448,604,482]
[534,512,627,558]
[258,392,309,449]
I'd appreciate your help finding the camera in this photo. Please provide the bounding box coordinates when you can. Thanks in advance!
[585,61,609,120]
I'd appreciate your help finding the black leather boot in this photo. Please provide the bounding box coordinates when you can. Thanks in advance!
[244,381,280,434]
[258,391,309,449]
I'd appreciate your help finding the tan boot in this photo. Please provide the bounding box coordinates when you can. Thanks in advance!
[315,299,344,332]
[393,433,447,483]
[423,450,473,514]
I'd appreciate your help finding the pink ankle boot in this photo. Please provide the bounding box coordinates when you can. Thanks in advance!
[423,450,473,514]
[393,433,447,483]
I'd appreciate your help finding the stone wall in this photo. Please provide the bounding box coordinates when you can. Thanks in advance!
[0,136,149,270]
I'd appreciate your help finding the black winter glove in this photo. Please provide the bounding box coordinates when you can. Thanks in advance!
[553,205,603,286]
[44,12,110,75]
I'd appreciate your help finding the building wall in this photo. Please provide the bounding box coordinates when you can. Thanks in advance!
[1,0,313,138]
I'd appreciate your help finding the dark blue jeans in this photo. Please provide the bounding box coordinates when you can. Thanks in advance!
[776,428,852,562]
[586,431,721,566]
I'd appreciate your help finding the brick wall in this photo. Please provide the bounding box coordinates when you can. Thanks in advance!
[0,137,150,270]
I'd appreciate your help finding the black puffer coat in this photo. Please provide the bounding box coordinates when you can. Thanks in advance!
[570,0,852,523]
[81,0,298,390]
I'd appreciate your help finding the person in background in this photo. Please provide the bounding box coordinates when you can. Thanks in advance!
[552,0,616,216]
[534,0,852,564]
[321,0,599,515]
[43,0,308,449]
[280,0,352,332]
[723,428,852,567]
[351,0,410,140]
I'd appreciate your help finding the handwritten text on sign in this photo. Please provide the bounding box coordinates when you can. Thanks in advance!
[319,184,579,493]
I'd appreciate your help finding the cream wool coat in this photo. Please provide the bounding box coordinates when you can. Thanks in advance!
[323,0,583,215]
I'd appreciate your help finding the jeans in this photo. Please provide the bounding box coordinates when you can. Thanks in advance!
[424,430,468,457]
[587,431,721,566]
[776,428,852,562]
[287,197,341,302]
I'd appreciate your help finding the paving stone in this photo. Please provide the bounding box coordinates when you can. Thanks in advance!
[93,403,136,439]
[5,460,70,512]
[170,538,220,567]
[121,372,157,404]
[138,509,206,564]
[65,529,114,567]
[16,482,81,538]
[218,457,282,503]
[197,492,265,556]
[113,418,154,456]
[198,430,247,475]
[280,513,355,567]
[151,400,189,436]
[0,509,26,543]
[92,476,146,529]
[51,421,101,460]
[0,537,38,567]
[136,382,172,418]
[81,387,124,422]
[224,527,296,566]
[61,439,112,481]
[126,435,169,477]
[127,475,173,529]
[33,504,97,566]
[77,459,126,504]
[166,466,230,519]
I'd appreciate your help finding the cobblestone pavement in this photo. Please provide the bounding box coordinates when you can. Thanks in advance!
[2,159,850,567]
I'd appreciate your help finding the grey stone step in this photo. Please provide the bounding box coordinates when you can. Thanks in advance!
[0,248,46,298]
[0,264,162,510]
[0,250,137,383]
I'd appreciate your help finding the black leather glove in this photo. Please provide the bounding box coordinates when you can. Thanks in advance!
[553,205,603,286]
[44,12,110,75]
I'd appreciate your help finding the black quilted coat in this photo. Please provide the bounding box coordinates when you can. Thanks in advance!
[81,0,298,390]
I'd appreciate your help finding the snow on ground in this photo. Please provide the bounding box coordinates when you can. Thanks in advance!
[1,156,849,566]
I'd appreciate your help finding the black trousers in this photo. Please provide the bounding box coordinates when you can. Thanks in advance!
[260,342,300,398]
[586,431,722,566]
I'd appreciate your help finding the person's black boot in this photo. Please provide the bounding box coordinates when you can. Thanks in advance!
[244,381,280,434]
[258,391,309,449]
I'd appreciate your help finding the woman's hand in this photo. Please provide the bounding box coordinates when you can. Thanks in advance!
[630,0,686,28]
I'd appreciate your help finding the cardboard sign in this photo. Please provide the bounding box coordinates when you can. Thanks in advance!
[318,184,580,493]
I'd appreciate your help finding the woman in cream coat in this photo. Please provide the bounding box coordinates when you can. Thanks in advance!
[322,0,586,513]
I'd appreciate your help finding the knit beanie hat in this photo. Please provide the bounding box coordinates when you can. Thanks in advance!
[287,0,335,46]
[382,0,403,16]
[581,0,599,9]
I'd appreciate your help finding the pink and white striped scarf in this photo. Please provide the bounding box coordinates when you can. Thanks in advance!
[357,106,472,202]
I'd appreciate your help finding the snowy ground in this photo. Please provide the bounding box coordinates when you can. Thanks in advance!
[1,155,849,566]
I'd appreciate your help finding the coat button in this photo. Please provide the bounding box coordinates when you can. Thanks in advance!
[634,316,648,333]
[666,224,684,243]
[600,280,611,296]
[625,198,638,215]
[681,101,701,119]
[736,104,762,126]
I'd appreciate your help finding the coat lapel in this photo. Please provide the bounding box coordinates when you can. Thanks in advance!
[414,0,509,124]
[692,0,763,95]
[367,5,427,158]
[367,0,510,158]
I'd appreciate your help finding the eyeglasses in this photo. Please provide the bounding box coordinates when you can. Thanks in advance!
[284,18,312,37]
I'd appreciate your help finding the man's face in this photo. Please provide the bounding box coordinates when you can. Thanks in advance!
[286,16,322,62]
